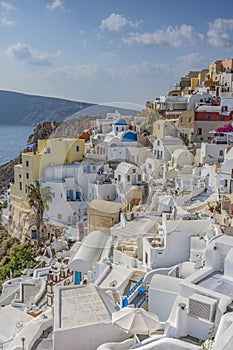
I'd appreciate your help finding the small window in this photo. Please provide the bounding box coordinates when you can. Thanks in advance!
[118,175,121,181]
[197,128,202,135]
[19,174,21,178]
[132,169,136,173]
[221,116,225,120]
[207,115,211,120]
[26,160,29,167]
[189,117,192,123]
[219,150,224,157]
[60,193,62,198]
[76,146,80,152]
[52,192,55,198]
[31,230,37,239]
[47,147,51,154]
[19,182,22,190]
[157,140,160,145]
[127,175,130,182]
[57,213,62,220]
[224,179,228,187]
[25,185,28,193]
[138,174,141,181]
[26,173,29,179]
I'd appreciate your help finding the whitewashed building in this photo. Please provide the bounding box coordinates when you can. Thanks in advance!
[153,137,186,163]
[114,162,142,203]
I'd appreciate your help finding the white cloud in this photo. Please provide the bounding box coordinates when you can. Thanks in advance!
[100,13,141,32]
[0,1,15,11]
[177,52,205,65]
[47,0,64,10]
[40,64,99,79]
[5,42,60,66]
[82,39,87,49]
[123,24,204,48]
[0,16,15,26]
[101,52,117,58]
[207,18,233,48]
[106,61,170,78]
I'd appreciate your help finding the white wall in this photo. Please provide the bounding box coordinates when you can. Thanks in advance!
[200,143,227,164]
[54,322,129,350]
[149,288,179,322]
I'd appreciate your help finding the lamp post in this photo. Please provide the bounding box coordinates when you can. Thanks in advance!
[21,337,25,350]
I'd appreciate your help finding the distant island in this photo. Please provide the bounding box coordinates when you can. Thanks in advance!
[0,90,140,125]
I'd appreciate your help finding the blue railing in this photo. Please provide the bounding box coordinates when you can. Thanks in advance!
[122,277,144,308]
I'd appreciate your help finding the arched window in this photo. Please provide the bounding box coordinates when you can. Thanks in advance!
[219,150,224,157]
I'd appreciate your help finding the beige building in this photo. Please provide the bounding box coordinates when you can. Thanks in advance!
[88,199,125,235]
[9,138,85,240]
[153,119,178,139]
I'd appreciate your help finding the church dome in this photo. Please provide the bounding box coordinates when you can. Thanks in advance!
[113,118,128,126]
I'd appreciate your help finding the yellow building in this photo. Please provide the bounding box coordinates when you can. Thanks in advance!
[209,60,223,84]
[188,70,209,93]
[9,138,85,240]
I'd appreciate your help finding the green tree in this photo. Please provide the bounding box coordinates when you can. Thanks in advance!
[27,180,52,243]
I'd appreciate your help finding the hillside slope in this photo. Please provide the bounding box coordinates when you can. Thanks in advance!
[0,90,140,125]
[0,90,94,124]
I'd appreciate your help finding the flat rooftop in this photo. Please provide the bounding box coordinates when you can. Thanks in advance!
[197,272,233,299]
[58,285,111,330]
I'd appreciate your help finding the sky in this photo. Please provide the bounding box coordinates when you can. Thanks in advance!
[1,0,233,108]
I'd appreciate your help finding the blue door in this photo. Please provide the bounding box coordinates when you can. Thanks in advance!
[68,189,74,201]
[74,271,82,285]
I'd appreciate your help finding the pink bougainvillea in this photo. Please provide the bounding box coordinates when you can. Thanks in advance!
[216,124,233,134]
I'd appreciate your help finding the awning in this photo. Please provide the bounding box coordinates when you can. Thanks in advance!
[27,143,36,148]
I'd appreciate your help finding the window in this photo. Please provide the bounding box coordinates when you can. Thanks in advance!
[25,185,28,194]
[157,140,160,145]
[127,175,130,182]
[219,150,224,157]
[189,117,192,123]
[221,116,225,120]
[138,174,141,181]
[118,175,121,181]
[19,182,22,190]
[26,173,29,179]
[207,115,211,120]
[224,180,228,187]
[76,146,80,152]
[19,174,21,178]
[47,147,51,154]
[60,193,62,198]
[52,192,55,198]
[26,160,29,167]
[132,169,136,173]
[197,128,202,135]
[57,213,62,220]
[31,230,37,239]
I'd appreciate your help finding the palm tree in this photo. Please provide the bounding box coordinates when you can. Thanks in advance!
[27,180,52,244]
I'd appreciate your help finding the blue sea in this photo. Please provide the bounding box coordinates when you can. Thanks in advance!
[0,124,34,165]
